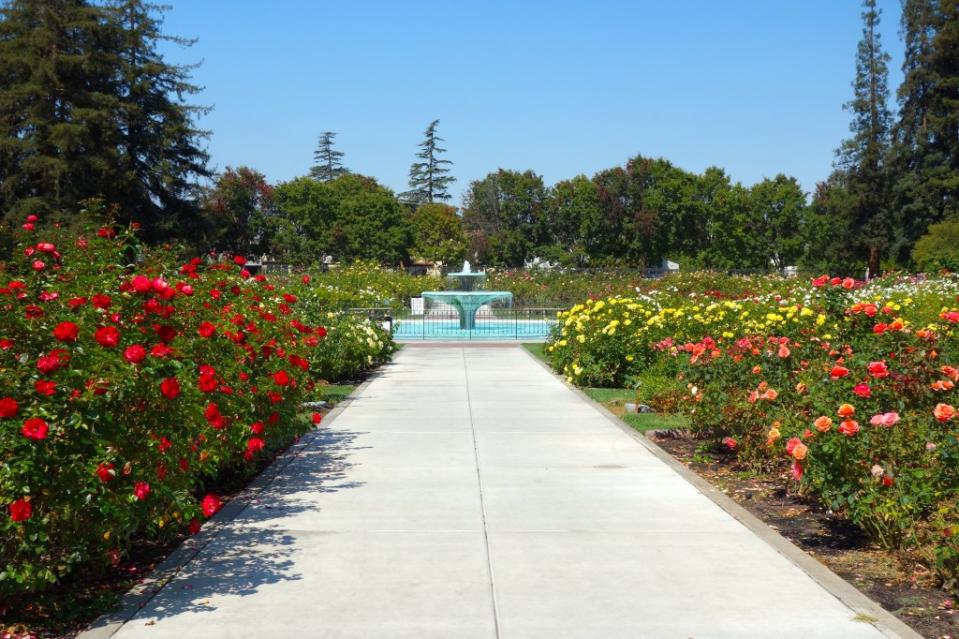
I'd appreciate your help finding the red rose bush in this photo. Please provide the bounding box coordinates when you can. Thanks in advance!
[0,216,390,594]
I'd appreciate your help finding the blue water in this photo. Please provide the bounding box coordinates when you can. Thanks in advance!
[393,319,555,341]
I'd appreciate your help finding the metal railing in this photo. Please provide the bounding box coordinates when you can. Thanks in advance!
[390,307,563,341]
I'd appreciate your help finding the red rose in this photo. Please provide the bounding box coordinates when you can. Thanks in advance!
[829,365,849,380]
[92,293,112,309]
[188,518,201,534]
[37,350,67,374]
[852,382,871,398]
[867,360,889,379]
[316,326,327,338]
[250,421,264,434]
[154,325,177,343]
[198,321,217,338]
[21,417,49,440]
[201,493,222,518]
[53,321,79,342]
[233,255,247,266]
[96,462,115,483]
[244,437,266,460]
[151,343,173,358]
[311,412,323,425]
[198,374,218,393]
[34,380,56,396]
[123,344,147,364]
[0,397,17,419]
[131,275,152,293]
[160,377,181,399]
[133,481,150,500]
[273,370,291,386]
[94,325,120,348]
[9,498,31,522]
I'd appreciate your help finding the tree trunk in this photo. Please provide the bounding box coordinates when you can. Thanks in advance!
[868,245,881,279]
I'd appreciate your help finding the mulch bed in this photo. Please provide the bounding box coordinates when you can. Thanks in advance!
[650,430,959,639]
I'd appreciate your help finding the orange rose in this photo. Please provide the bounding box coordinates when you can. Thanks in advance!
[814,416,833,432]
[838,419,860,436]
[837,403,855,417]
[934,403,956,422]
[762,388,778,401]
[791,442,808,460]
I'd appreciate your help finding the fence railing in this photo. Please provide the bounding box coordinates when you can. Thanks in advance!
[388,307,563,341]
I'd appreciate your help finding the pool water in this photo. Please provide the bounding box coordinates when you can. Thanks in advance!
[393,318,555,341]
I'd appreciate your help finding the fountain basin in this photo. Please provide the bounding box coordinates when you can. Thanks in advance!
[422,291,513,329]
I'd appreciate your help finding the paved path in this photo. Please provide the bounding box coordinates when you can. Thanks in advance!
[96,346,903,639]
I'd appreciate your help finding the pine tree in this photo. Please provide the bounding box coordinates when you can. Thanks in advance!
[892,0,959,259]
[105,0,210,240]
[836,0,893,276]
[0,0,209,239]
[0,0,121,220]
[402,119,455,204]
[309,131,347,181]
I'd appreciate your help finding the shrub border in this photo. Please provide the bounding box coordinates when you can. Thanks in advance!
[76,370,383,638]
[520,347,924,639]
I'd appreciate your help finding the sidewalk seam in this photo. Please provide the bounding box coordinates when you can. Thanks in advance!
[461,348,503,639]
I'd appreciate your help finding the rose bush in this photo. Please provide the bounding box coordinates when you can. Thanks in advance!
[546,273,959,591]
[0,214,392,595]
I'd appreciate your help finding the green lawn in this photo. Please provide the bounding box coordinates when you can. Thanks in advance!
[318,384,356,405]
[622,412,689,433]
[583,387,635,404]
[583,386,688,433]
[522,342,549,363]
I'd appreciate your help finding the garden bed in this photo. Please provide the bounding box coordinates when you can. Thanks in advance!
[650,430,958,639]
[0,387,355,639]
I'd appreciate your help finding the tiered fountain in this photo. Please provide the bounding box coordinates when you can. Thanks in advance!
[422,261,512,330]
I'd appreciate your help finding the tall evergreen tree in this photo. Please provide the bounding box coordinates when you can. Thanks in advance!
[0,0,209,238]
[0,0,120,219]
[310,131,347,181]
[105,0,210,240]
[837,0,893,276]
[402,119,455,204]
[891,0,959,260]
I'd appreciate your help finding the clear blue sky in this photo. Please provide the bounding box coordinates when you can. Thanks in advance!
[158,0,906,203]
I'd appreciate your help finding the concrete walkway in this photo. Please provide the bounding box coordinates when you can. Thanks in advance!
[91,346,907,639]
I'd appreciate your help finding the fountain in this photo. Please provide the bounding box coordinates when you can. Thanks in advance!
[421,261,513,330]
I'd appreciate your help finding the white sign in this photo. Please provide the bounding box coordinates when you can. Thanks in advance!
[411,297,424,316]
